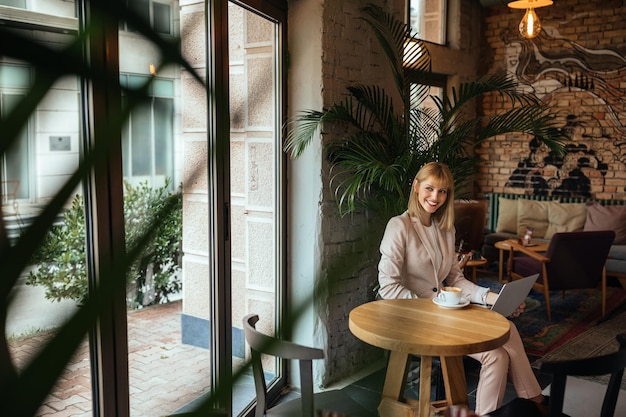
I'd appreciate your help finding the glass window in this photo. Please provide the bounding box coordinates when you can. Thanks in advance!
[0,65,31,201]
[0,0,25,8]
[153,2,172,35]
[122,0,173,36]
[1,93,29,200]
[5,1,286,415]
[0,64,30,88]
[120,75,175,187]
[409,0,447,45]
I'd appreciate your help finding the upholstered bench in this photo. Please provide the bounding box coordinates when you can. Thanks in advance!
[481,193,626,288]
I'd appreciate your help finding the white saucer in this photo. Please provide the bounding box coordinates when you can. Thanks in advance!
[432,298,470,309]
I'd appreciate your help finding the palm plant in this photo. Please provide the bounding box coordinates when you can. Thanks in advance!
[284,4,568,222]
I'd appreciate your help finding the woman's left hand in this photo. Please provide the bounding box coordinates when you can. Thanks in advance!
[509,301,526,318]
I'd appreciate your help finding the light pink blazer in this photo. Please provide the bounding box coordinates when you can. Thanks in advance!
[377,211,489,303]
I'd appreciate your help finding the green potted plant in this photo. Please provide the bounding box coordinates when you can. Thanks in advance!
[284,4,568,223]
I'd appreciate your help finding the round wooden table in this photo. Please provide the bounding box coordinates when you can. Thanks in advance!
[349,298,511,417]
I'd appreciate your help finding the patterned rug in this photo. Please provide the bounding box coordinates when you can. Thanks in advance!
[476,276,626,358]
[532,310,626,390]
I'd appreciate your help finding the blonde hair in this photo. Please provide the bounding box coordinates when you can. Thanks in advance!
[407,162,455,231]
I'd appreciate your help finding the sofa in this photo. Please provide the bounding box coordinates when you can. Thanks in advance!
[481,193,626,288]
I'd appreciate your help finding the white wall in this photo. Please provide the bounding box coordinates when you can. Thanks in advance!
[286,0,325,387]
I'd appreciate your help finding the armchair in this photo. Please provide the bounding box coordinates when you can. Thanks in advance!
[507,231,615,321]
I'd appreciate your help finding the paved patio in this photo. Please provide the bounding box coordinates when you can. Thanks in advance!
[9,300,220,417]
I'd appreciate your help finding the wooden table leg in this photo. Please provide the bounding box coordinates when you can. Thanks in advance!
[439,356,469,407]
[378,352,436,417]
[418,355,433,417]
[378,351,415,417]
[498,247,504,283]
[381,351,410,401]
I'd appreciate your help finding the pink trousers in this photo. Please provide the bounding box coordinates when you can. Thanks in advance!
[467,322,542,415]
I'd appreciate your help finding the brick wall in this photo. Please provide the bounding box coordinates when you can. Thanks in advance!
[478,0,626,200]
[316,0,392,386]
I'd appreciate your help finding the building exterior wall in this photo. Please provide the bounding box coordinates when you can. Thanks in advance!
[478,0,626,201]
[0,1,183,206]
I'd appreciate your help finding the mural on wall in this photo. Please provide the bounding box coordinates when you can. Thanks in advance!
[499,6,626,198]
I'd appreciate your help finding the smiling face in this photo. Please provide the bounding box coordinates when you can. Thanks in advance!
[414,176,448,217]
[407,162,455,230]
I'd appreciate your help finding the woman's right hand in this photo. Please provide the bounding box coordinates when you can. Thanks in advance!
[509,301,526,318]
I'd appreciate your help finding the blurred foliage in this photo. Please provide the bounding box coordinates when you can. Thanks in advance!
[0,1,211,415]
[26,180,182,309]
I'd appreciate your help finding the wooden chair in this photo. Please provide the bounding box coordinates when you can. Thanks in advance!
[488,332,626,417]
[507,231,615,321]
[242,314,372,417]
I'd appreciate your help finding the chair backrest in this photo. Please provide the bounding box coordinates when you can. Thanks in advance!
[539,332,626,417]
[544,230,615,290]
[242,314,324,417]
[454,199,488,251]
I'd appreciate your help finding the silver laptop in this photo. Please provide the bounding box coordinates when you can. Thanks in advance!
[487,274,539,317]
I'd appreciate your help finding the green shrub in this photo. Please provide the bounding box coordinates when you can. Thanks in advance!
[26,180,182,309]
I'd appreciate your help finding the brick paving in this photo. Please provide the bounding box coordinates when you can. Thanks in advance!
[9,300,212,417]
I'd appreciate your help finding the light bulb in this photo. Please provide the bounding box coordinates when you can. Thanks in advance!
[519,8,541,39]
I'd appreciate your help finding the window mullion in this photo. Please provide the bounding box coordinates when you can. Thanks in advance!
[80,1,129,416]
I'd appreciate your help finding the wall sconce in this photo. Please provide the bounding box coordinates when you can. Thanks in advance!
[508,0,553,39]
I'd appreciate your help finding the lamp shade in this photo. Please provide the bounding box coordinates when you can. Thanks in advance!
[508,0,553,8]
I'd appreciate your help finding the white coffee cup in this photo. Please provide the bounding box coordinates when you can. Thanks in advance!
[437,286,462,306]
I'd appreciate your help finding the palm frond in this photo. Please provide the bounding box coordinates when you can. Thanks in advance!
[436,72,538,129]
[283,100,364,157]
[283,110,326,157]
[346,85,402,145]
[359,5,431,100]
[475,106,569,155]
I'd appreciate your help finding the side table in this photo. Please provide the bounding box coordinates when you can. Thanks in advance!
[465,257,488,282]
[494,239,549,283]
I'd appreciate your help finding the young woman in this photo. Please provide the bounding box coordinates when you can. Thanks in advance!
[377,161,546,415]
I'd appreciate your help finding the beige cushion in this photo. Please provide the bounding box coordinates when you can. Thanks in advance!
[495,197,518,234]
[584,202,626,244]
[516,199,550,238]
[544,202,587,239]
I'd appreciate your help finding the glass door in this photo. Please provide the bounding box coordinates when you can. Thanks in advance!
[120,0,286,415]
[4,1,286,415]
[227,2,285,415]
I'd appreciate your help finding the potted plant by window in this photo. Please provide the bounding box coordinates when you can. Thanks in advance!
[284,4,567,223]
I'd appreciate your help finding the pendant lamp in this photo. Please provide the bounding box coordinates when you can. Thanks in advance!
[508,0,553,39]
